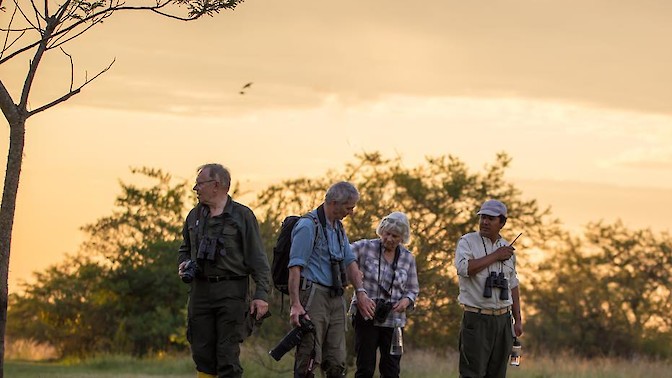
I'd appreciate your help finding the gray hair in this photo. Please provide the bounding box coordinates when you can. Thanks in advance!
[198,163,231,189]
[325,181,359,204]
[376,211,411,244]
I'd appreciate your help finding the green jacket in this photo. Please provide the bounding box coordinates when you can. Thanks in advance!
[178,196,270,301]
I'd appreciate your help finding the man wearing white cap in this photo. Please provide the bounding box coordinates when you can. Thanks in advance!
[454,199,523,378]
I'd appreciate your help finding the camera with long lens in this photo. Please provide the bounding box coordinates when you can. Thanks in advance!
[269,315,315,361]
[483,271,509,300]
[180,260,201,283]
[329,259,346,297]
[374,299,394,323]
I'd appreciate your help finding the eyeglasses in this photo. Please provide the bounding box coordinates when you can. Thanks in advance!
[194,179,216,188]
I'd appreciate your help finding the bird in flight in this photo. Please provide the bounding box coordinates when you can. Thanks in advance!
[240,82,253,95]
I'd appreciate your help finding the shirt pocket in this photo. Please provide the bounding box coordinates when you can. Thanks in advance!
[218,224,240,256]
[363,256,380,277]
[395,268,409,291]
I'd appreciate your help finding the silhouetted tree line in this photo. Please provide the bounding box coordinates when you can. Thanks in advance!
[7,153,672,360]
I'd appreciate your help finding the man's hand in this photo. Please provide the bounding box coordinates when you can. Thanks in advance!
[356,291,375,320]
[514,321,524,337]
[289,303,308,327]
[250,299,269,320]
[495,245,515,261]
[177,261,188,276]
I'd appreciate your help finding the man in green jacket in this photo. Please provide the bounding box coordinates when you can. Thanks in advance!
[178,163,270,378]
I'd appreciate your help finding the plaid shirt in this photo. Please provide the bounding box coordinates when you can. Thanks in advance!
[350,238,420,327]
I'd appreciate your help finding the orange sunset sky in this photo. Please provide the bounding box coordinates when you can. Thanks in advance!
[1,0,671,293]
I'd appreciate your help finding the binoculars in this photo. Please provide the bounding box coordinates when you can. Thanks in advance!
[483,271,509,300]
[329,259,347,297]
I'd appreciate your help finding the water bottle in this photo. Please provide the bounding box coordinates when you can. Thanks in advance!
[510,338,522,366]
[390,319,404,356]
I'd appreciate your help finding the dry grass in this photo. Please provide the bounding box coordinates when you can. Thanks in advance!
[6,341,672,377]
[397,348,672,378]
[5,338,58,361]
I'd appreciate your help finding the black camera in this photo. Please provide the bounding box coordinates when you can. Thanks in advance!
[329,259,346,297]
[374,299,394,323]
[269,315,315,361]
[180,260,200,283]
[483,271,509,300]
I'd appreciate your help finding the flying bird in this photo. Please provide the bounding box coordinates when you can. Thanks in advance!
[239,82,253,95]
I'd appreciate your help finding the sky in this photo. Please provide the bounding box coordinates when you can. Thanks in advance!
[1,0,672,293]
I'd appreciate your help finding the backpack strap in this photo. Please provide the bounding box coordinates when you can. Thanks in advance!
[316,204,329,243]
[300,212,320,242]
[299,213,320,266]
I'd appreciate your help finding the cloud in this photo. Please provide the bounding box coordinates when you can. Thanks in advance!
[602,148,672,171]
[18,0,667,117]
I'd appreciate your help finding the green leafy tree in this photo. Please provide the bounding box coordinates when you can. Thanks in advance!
[7,168,191,357]
[253,152,561,351]
[526,221,672,358]
[0,0,243,371]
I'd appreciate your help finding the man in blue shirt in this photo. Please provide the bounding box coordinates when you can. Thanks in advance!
[288,181,373,378]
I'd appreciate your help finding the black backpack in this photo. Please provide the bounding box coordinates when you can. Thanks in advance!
[271,214,319,295]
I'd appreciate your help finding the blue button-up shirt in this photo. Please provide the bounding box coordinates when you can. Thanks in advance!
[288,210,356,287]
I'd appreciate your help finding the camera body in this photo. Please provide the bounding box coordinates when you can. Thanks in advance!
[374,299,394,323]
[483,271,509,300]
[180,260,201,283]
[269,315,315,361]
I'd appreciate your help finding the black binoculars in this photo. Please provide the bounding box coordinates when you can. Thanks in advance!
[483,271,509,300]
[329,259,347,297]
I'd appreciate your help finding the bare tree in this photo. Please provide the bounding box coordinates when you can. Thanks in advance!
[0,0,243,373]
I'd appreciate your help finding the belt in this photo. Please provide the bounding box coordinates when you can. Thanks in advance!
[300,278,331,291]
[462,305,511,316]
[204,275,246,283]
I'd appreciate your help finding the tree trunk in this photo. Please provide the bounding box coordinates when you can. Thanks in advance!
[0,118,26,377]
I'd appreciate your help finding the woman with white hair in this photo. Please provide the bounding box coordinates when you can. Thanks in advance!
[349,211,420,378]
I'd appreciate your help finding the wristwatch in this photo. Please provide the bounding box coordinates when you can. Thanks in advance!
[356,288,368,294]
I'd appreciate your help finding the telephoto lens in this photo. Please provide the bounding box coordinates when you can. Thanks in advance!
[269,315,315,361]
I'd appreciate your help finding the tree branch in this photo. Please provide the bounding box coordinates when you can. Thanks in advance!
[0,80,21,124]
[14,0,41,31]
[1,5,20,61]
[59,47,74,92]
[1,0,244,65]
[31,0,45,28]
[27,58,115,117]
[18,15,56,109]
[50,4,112,49]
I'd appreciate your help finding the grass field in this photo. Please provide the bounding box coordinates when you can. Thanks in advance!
[6,347,672,377]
